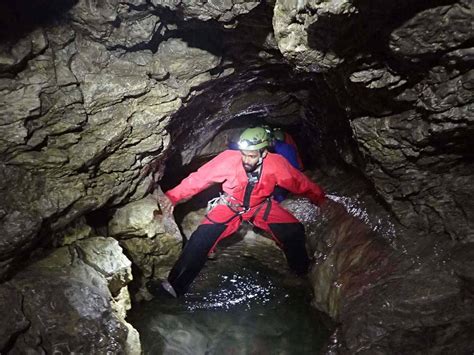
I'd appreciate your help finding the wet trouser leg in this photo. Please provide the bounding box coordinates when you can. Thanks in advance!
[168,224,226,295]
[268,222,310,275]
[168,205,241,296]
[250,201,310,275]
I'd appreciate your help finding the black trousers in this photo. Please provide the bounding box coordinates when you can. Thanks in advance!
[167,222,310,296]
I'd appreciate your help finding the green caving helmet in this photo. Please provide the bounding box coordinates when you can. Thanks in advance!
[238,127,269,150]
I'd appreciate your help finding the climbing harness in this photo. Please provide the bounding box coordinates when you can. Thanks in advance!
[205,192,272,225]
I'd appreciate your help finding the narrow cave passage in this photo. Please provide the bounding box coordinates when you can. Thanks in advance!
[129,119,333,354]
[127,117,399,354]
[1,0,472,353]
[127,229,333,354]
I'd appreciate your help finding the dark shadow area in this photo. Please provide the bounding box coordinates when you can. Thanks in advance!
[0,0,78,41]
[307,0,458,62]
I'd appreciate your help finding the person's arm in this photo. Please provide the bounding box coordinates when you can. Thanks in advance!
[165,151,232,205]
[275,157,325,205]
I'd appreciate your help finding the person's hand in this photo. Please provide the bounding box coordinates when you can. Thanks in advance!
[155,185,174,216]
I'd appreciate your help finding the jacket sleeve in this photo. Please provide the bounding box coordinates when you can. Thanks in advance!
[165,151,231,205]
[275,157,325,205]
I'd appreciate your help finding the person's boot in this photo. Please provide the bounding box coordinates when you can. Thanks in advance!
[207,248,218,260]
[146,279,178,298]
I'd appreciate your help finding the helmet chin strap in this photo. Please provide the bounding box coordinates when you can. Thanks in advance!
[257,149,267,166]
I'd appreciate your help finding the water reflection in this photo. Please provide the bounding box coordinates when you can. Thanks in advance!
[326,194,396,241]
[128,237,331,355]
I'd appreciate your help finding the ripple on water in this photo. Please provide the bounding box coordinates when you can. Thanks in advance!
[184,271,277,311]
[128,239,332,355]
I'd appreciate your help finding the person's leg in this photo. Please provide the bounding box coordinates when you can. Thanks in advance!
[268,222,309,275]
[167,224,226,295]
[252,202,310,275]
[167,205,241,296]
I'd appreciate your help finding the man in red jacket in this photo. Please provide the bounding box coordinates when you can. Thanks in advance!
[151,127,326,298]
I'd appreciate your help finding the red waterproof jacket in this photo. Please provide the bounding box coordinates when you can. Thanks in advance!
[166,150,325,208]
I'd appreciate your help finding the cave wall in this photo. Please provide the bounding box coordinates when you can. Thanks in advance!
[273,0,473,241]
[0,0,473,353]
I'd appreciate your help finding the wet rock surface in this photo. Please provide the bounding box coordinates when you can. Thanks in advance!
[0,0,473,354]
[108,195,182,300]
[0,236,140,354]
[304,171,474,354]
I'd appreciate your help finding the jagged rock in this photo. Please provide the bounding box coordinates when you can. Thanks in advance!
[389,1,473,58]
[0,28,48,74]
[273,0,356,72]
[108,195,182,297]
[349,67,405,90]
[0,235,140,354]
[152,0,260,23]
[75,237,133,295]
[351,104,474,241]
[109,195,165,238]
[0,284,29,351]
[54,216,93,246]
[157,37,221,83]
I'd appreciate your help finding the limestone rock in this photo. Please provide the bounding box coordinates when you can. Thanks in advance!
[0,28,48,74]
[0,234,140,354]
[109,195,165,238]
[273,0,356,72]
[389,1,473,58]
[0,285,29,351]
[10,273,128,354]
[351,104,474,241]
[75,237,133,295]
[152,0,260,23]
[108,195,182,298]
[157,38,221,82]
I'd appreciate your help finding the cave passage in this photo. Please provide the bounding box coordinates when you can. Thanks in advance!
[127,230,333,355]
[127,119,400,354]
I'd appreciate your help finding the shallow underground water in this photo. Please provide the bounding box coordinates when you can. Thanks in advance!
[127,231,332,355]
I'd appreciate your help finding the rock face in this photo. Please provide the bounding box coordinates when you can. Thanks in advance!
[108,195,182,300]
[301,172,474,354]
[0,235,140,354]
[0,0,473,354]
[273,0,474,241]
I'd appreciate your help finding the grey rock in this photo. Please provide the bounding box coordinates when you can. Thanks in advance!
[273,0,356,71]
[152,0,260,23]
[0,29,48,73]
[389,1,473,58]
[157,38,221,82]
[11,273,128,354]
[0,233,139,354]
[450,243,474,293]
[82,72,150,114]
[351,104,474,241]
[0,284,29,351]
[75,237,133,295]
[109,195,166,238]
